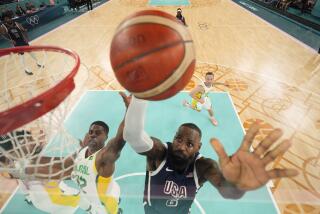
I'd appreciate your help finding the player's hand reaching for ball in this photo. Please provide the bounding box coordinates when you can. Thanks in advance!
[210,123,299,191]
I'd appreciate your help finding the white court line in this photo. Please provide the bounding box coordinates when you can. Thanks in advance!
[267,185,281,214]
[229,0,317,53]
[114,172,206,213]
[226,92,280,214]
[114,172,145,181]
[0,185,19,214]
[194,198,206,214]
[106,78,116,88]
[226,92,245,134]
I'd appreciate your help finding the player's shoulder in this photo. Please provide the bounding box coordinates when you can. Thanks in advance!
[196,157,218,172]
[196,156,214,164]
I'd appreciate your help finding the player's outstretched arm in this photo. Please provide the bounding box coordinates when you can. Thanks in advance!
[123,96,166,162]
[201,123,298,199]
[197,157,245,199]
[95,92,130,177]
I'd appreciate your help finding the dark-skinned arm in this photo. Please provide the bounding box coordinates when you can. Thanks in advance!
[197,157,245,199]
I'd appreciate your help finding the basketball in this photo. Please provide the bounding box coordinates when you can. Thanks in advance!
[110,10,195,100]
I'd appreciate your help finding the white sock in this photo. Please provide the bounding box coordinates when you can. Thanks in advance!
[20,54,27,70]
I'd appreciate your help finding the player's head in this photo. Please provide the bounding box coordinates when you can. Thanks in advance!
[87,121,109,152]
[171,123,202,167]
[176,8,182,17]
[205,72,214,84]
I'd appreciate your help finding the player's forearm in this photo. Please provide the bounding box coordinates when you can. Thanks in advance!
[107,120,126,158]
[218,179,246,199]
[123,96,153,153]
[114,119,126,149]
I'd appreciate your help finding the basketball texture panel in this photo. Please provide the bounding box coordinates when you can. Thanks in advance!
[111,25,186,92]
[110,23,184,71]
[137,60,196,100]
[110,9,195,100]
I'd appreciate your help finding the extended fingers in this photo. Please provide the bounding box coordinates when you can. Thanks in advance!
[267,168,299,179]
[262,140,291,165]
[239,123,260,152]
[254,129,283,157]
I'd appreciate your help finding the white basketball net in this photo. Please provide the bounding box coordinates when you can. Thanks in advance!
[0,48,88,181]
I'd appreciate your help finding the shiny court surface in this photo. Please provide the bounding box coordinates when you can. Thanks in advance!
[0,0,319,213]
[2,91,278,214]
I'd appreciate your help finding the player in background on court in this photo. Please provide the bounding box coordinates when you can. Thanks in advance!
[0,13,43,75]
[176,8,186,26]
[0,92,131,214]
[123,95,299,214]
[183,72,229,126]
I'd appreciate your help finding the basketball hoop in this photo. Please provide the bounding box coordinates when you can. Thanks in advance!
[0,46,80,135]
[0,45,88,180]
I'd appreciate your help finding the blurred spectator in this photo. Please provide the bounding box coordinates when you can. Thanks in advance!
[85,0,93,11]
[262,0,316,12]
[75,0,82,11]
[25,2,37,14]
[290,0,315,12]
[1,8,14,19]
[301,0,308,13]
[265,0,279,7]
[0,0,17,5]
[0,12,42,75]
[276,0,292,10]
[15,4,26,17]
[39,1,47,9]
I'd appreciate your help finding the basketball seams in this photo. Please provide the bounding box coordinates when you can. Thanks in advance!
[133,42,195,99]
[110,12,195,99]
[111,21,186,71]
[121,40,188,94]
[113,40,192,71]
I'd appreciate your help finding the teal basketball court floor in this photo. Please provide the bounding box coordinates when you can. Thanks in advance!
[2,91,279,214]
